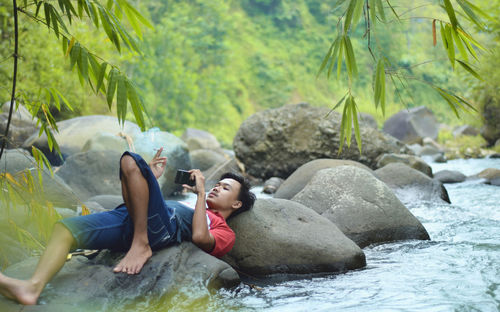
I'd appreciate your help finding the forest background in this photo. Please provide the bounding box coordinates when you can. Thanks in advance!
[0,0,499,147]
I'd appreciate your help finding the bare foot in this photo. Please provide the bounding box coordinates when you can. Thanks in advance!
[113,242,152,275]
[0,272,41,305]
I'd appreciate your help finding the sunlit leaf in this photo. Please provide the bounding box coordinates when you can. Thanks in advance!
[443,0,458,29]
[106,68,117,109]
[116,74,128,124]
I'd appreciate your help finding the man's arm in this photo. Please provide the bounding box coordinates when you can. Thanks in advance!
[183,170,215,253]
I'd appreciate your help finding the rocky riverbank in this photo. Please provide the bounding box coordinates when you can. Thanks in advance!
[1,102,499,310]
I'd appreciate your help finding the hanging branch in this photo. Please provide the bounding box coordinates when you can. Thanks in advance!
[0,0,19,160]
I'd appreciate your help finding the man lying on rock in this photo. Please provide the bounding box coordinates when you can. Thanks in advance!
[0,148,256,305]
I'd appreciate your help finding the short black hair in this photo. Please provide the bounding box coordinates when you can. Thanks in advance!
[220,172,256,219]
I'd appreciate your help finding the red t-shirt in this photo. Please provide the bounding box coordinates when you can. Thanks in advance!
[206,209,235,258]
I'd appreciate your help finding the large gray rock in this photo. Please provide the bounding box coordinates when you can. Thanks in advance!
[433,170,466,183]
[263,177,284,194]
[480,95,500,146]
[233,103,407,179]
[376,153,432,177]
[0,102,38,148]
[0,149,79,208]
[0,243,239,311]
[359,112,378,129]
[292,166,430,248]
[225,198,366,275]
[473,168,500,186]
[81,132,130,153]
[453,125,479,137]
[275,159,373,199]
[23,115,142,165]
[375,163,450,204]
[203,157,243,190]
[181,128,221,151]
[190,149,228,171]
[86,195,124,210]
[56,150,123,201]
[383,106,439,144]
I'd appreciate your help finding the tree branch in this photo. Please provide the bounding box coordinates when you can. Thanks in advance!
[0,0,19,161]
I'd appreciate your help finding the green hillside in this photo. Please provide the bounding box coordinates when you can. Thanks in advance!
[1,0,496,147]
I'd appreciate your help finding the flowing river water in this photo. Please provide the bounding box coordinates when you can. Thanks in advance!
[174,157,499,312]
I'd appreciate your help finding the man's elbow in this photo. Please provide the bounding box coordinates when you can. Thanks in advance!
[191,232,209,245]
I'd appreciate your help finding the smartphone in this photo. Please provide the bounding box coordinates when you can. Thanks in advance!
[175,169,196,186]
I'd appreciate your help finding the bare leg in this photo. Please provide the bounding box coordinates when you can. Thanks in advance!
[0,223,74,305]
[113,155,152,275]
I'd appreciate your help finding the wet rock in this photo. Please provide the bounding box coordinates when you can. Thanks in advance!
[375,163,450,204]
[0,149,79,208]
[263,177,284,194]
[407,143,423,156]
[0,243,239,310]
[433,170,466,183]
[233,103,408,179]
[383,106,439,144]
[473,168,500,185]
[225,198,366,275]
[376,153,432,177]
[23,115,141,165]
[190,149,228,171]
[0,102,39,149]
[292,166,430,248]
[81,132,130,153]
[275,159,373,199]
[489,153,500,159]
[181,128,221,151]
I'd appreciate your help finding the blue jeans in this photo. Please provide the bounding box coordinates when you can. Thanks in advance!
[59,152,178,251]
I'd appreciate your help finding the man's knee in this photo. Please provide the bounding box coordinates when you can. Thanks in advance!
[53,223,75,246]
[120,155,140,177]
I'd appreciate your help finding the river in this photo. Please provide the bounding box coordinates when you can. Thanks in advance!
[186,157,500,312]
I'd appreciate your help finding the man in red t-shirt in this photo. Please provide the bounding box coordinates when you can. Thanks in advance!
[0,149,255,305]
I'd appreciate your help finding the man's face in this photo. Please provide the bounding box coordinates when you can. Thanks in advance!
[206,178,242,212]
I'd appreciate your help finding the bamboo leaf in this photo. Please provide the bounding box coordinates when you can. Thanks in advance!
[116,75,128,125]
[44,3,51,31]
[344,35,358,78]
[343,0,357,34]
[77,0,84,18]
[385,0,399,21]
[352,98,362,154]
[66,37,76,57]
[369,0,376,26]
[345,96,353,147]
[317,38,336,78]
[328,38,341,78]
[337,39,344,79]
[432,19,437,46]
[106,68,117,109]
[78,47,89,82]
[122,4,142,39]
[452,28,467,61]
[376,0,385,21]
[338,96,349,155]
[456,60,482,80]
[35,1,43,17]
[327,91,348,117]
[62,37,68,55]
[127,81,145,130]
[69,43,79,70]
[444,24,455,68]
[122,0,153,29]
[456,0,483,29]
[96,62,108,93]
[443,0,458,29]
[351,0,364,33]
[54,89,73,111]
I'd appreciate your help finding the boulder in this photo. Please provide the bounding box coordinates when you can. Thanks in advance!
[56,150,123,201]
[433,170,466,183]
[190,149,228,171]
[406,143,423,156]
[375,163,450,204]
[473,168,500,186]
[203,157,243,190]
[23,115,142,165]
[233,103,407,179]
[292,166,430,248]
[480,95,500,146]
[225,198,366,275]
[181,128,221,151]
[376,153,432,177]
[263,177,284,194]
[81,132,130,153]
[453,125,479,137]
[383,106,439,144]
[0,243,239,311]
[0,102,38,148]
[359,112,378,129]
[275,159,373,199]
[87,195,124,210]
[0,149,79,208]
[491,178,500,186]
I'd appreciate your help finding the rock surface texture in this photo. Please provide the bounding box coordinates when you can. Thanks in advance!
[275,159,372,199]
[433,170,467,184]
[376,153,433,177]
[292,166,430,247]
[225,198,366,275]
[375,163,450,204]
[383,106,439,144]
[0,243,239,311]
[233,103,407,179]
